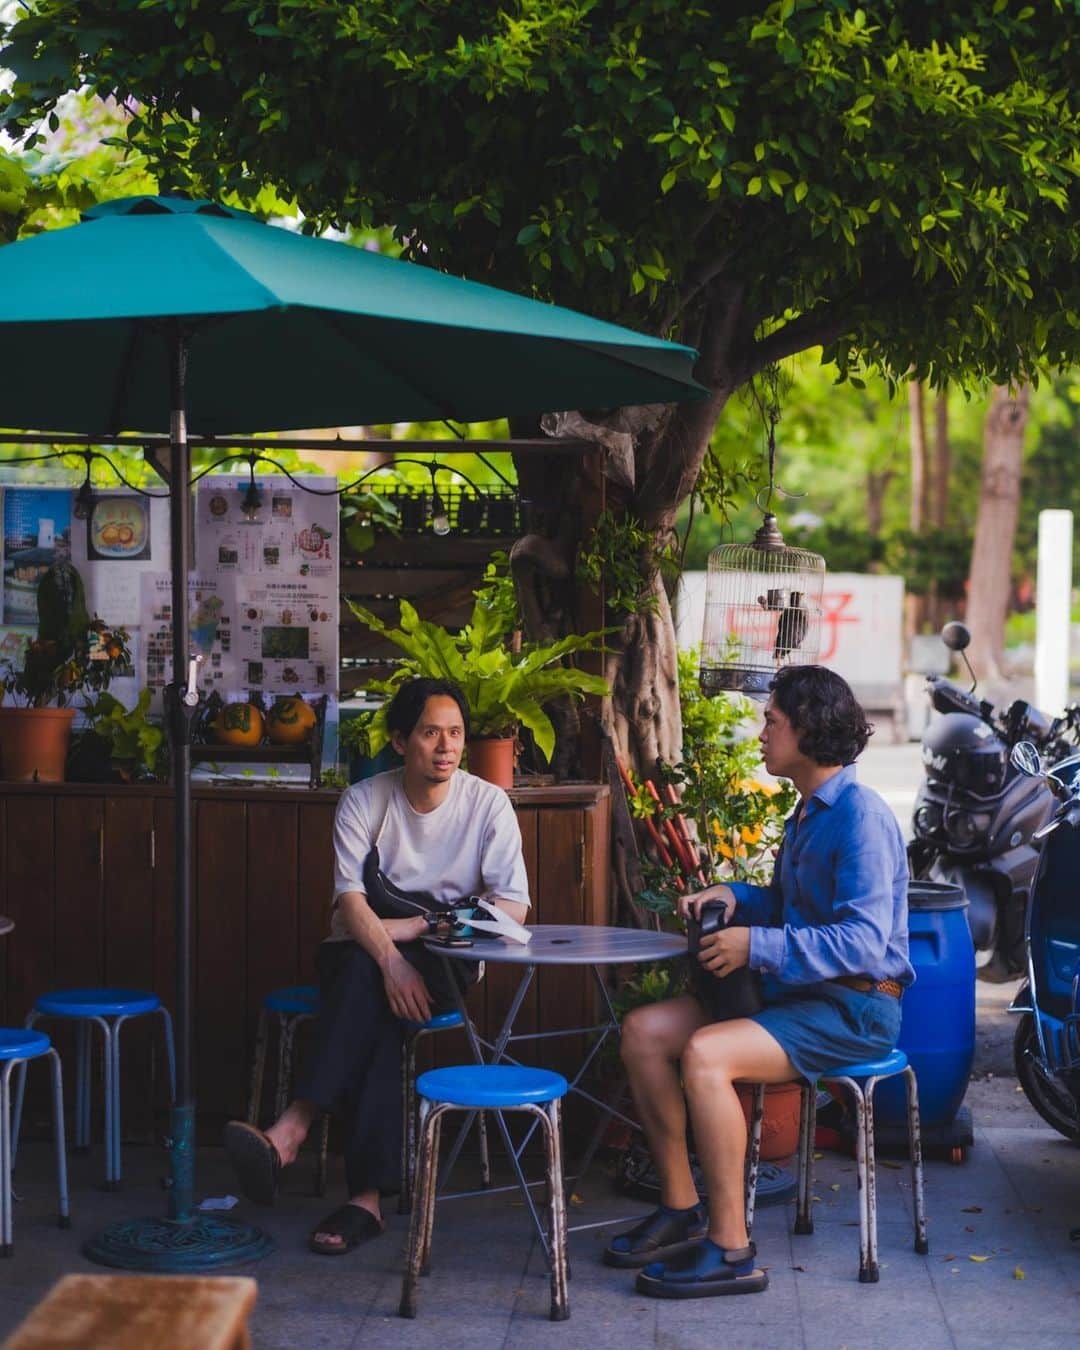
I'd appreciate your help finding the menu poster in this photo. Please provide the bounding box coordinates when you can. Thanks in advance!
[235,577,336,697]
[139,573,236,710]
[1,486,73,626]
[196,474,337,580]
[71,490,172,629]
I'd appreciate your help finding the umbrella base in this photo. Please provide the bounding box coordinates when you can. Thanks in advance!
[83,1215,272,1272]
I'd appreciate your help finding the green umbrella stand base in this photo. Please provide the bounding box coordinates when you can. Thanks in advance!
[83,1215,272,1272]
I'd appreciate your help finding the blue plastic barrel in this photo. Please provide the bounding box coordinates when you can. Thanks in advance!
[874,880,975,1128]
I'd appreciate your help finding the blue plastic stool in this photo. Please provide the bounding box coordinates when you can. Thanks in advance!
[15,988,175,1190]
[746,1049,929,1283]
[400,1064,570,1322]
[247,984,330,1195]
[2,1028,70,1255]
[399,1010,490,1214]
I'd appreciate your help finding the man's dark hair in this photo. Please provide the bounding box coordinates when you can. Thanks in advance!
[768,665,873,766]
[385,677,471,741]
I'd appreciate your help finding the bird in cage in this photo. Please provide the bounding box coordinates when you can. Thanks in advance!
[757,588,809,661]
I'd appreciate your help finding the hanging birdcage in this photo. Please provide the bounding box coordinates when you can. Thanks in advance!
[699,512,826,697]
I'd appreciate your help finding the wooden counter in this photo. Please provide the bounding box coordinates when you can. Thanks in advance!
[0,780,610,1137]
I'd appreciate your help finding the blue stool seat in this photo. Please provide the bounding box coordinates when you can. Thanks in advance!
[0,1029,51,1062]
[263,985,319,1016]
[21,986,175,1191]
[417,1065,568,1109]
[409,1010,463,1033]
[821,1049,908,1081]
[35,988,161,1019]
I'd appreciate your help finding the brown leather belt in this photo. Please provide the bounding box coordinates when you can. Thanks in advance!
[833,975,903,1000]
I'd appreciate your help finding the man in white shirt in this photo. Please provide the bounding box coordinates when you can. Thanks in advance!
[223,677,530,1254]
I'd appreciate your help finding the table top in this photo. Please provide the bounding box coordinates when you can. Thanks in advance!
[425,923,687,966]
[0,915,12,937]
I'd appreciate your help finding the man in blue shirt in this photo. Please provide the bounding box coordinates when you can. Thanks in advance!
[606,665,912,1298]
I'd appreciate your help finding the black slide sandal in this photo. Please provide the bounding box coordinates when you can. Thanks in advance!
[309,1204,384,1255]
[222,1120,281,1205]
[603,1205,708,1268]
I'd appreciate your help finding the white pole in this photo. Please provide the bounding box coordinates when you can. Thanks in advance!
[1034,509,1073,713]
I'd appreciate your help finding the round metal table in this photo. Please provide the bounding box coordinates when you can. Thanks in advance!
[424,923,687,1255]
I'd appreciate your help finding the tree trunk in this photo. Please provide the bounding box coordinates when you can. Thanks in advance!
[965,384,1030,683]
[932,386,950,530]
[866,468,894,539]
[908,380,928,533]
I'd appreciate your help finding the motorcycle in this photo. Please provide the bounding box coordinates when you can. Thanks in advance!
[1006,741,1080,1146]
[907,622,1080,978]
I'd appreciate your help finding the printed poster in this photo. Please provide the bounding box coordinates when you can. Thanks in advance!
[138,573,236,709]
[70,489,172,629]
[235,576,336,696]
[196,474,336,580]
[1,486,73,626]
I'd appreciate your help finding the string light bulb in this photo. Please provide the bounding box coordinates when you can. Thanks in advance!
[240,457,263,522]
[73,454,95,521]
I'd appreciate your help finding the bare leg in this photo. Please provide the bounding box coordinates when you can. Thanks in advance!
[681,1019,797,1250]
[620,995,710,1210]
[266,1100,382,1248]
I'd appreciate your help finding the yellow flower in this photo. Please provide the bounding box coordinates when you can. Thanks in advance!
[716,840,734,860]
[741,823,763,845]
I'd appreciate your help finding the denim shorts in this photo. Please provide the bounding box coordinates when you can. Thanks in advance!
[748,977,902,1081]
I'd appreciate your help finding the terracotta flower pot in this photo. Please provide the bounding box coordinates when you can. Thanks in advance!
[736,1079,804,1162]
[466,734,516,790]
[0,707,76,783]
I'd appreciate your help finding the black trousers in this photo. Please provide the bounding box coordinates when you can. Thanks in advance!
[295,939,472,1197]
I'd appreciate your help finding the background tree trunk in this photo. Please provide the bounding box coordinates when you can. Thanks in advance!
[906,379,929,635]
[932,387,950,530]
[965,385,1030,684]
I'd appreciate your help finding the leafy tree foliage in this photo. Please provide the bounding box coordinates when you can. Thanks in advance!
[2,1,1077,766]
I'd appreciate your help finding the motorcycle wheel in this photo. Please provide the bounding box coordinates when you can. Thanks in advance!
[1013,1015,1080,1144]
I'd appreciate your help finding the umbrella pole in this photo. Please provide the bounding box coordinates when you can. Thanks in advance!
[82,328,271,1270]
[166,333,195,1223]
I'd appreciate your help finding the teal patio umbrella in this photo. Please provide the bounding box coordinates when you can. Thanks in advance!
[0,195,704,1270]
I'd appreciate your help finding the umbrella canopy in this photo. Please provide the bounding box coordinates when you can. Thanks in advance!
[0,196,704,434]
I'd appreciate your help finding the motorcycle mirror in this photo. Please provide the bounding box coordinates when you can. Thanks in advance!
[941,622,971,652]
[1010,741,1044,777]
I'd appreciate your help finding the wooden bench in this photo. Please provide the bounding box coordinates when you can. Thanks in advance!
[2,1274,257,1350]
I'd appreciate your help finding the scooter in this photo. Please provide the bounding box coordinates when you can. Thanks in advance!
[1007,740,1080,1146]
[908,622,1080,977]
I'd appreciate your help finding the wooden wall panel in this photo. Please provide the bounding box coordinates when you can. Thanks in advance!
[194,799,248,1117]
[3,797,55,1021]
[245,800,300,1094]
[54,796,104,989]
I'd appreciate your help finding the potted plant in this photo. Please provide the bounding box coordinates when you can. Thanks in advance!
[69,688,167,783]
[347,569,610,789]
[0,560,133,782]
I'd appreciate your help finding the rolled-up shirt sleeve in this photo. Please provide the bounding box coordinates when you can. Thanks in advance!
[728,877,783,928]
[332,787,371,901]
[749,809,900,983]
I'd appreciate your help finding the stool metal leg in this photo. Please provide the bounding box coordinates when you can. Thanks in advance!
[247,1007,270,1125]
[744,1082,764,1239]
[904,1065,929,1254]
[274,1014,293,1121]
[477,1106,490,1188]
[794,1081,815,1236]
[543,1099,570,1321]
[861,1076,880,1283]
[399,1031,417,1214]
[315,1112,329,1197]
[75,1020,91,1152]
[11,1012,40,1160]
[109,1016,129,1189]
[400,1099,439,1318]
[419,1110,445,1277]
[1,1061,13,1256]
[47,1049,70,1229]
[157,1006,177,1102]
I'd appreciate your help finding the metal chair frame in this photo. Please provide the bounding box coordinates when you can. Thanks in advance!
[3,1040,69,1255]
[400,1092,569,1322]
[15,1003,174,1190]
[744,1057,928,1283]
[399,1019,490,1214]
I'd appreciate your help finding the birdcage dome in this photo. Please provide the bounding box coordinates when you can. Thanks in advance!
[699,513,825,697]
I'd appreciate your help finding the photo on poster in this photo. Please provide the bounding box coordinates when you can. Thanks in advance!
[86,495,151,562]
[1,486,73,626]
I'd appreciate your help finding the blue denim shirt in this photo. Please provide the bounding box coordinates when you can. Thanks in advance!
[728,764,914,987]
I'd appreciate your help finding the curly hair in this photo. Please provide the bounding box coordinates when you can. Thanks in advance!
[386,677,471,741]
[768,665,873,766]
